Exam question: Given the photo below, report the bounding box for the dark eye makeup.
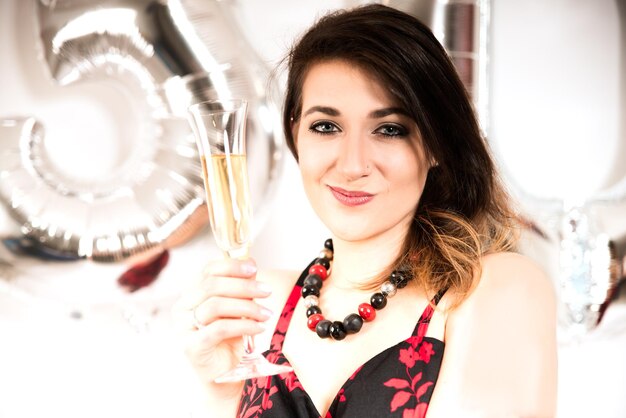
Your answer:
[309,121,340,135]
[307,121,410,138]
[374,123,409,138]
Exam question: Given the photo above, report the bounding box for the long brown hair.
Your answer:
[282,4,518,306]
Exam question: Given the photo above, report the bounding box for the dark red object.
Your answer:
[117,250,170,292]
[358,303,376,321]
[308,264,328,280]
[307,313,324,330]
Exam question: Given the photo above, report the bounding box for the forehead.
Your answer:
[300,60,399,111]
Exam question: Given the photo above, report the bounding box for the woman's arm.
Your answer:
[427,252,558,417]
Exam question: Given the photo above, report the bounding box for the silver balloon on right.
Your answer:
[384,0,490,131]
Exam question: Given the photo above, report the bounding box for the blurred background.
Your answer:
[0,0,624,417]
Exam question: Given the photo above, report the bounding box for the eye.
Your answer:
[309,121,340,135]
[374,123,408,138]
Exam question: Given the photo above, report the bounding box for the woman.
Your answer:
[174,4,557,417]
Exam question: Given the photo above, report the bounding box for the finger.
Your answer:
[194,297,273,328]
[203,258,257,279]
[192,318,266,347]
[175,276,272,311]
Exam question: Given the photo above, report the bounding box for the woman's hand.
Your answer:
[172,258,273,401]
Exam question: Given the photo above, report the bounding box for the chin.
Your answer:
[325,222,382,243]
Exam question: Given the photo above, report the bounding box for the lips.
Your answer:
[328,186,374,206]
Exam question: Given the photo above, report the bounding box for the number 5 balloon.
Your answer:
[0,0,283,262]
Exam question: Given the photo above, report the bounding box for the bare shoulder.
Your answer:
[471,251,556,309]
[444,251,557,335]
[457,251,558,358]
[427,252,558,417]
[449,251,557,348]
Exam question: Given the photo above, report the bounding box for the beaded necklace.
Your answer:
[302,238,410,340]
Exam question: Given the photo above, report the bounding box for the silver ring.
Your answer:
[191,307,204,330]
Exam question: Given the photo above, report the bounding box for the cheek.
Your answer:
[297,144,322,191]
[296,138,330,180]
[389,154,428,195]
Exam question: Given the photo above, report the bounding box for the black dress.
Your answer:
[237,264,446,418]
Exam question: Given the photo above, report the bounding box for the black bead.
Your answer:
[329,321,347,340]
[324,238,333,251]
[316,320,332,338]
[314,257,331,270]
[306,306,322,317]
[343,313,363,334]
[303,274,323,289]
[301,284,320,298]
[370,292,387,310]
[390,271,409,289]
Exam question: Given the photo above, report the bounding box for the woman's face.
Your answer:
[294,60,431,243]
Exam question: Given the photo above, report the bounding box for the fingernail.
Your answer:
[260,307,273,320]
[255,282,272,295]
[241,263,257,275]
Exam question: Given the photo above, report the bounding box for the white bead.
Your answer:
[381,281,397,297]
[304,295,319,308]
[319,249,333,260]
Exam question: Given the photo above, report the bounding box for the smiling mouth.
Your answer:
[328,186,374,206]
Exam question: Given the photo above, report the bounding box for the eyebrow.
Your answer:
[302,106,339,117]
[302,105,409,118]
[369,107,409,118]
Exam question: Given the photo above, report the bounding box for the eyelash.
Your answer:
[308,121,409,138]
[374,124,408,138]
[309,121,338,135]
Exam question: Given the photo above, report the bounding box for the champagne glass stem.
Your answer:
[243,334,255,355]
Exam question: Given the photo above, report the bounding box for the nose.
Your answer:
[337,133,372,181]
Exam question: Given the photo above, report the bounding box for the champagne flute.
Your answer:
[187,99,292,383]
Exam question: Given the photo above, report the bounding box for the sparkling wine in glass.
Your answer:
[187,98,292,382]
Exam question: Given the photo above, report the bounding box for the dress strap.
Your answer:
[415,286,448,339]
[269,260,314,351]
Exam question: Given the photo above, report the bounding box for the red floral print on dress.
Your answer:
[384,336,438,418]
[418,341,435,363]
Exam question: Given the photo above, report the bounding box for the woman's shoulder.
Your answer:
[451,251,556,323]
[478,251,555,297]
[430,251,558,415]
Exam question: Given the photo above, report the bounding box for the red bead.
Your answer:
[307,313,325,330]
[358,303,376,321]
[309,264,328,280]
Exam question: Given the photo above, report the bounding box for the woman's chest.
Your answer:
[281,305,421,415]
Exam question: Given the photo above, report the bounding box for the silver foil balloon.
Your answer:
[502,4,626,335]
[557,206,617,335]
[384,0,490,130]
[0,0,283,262]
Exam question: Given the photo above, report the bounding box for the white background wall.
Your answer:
[0,0,625,417]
